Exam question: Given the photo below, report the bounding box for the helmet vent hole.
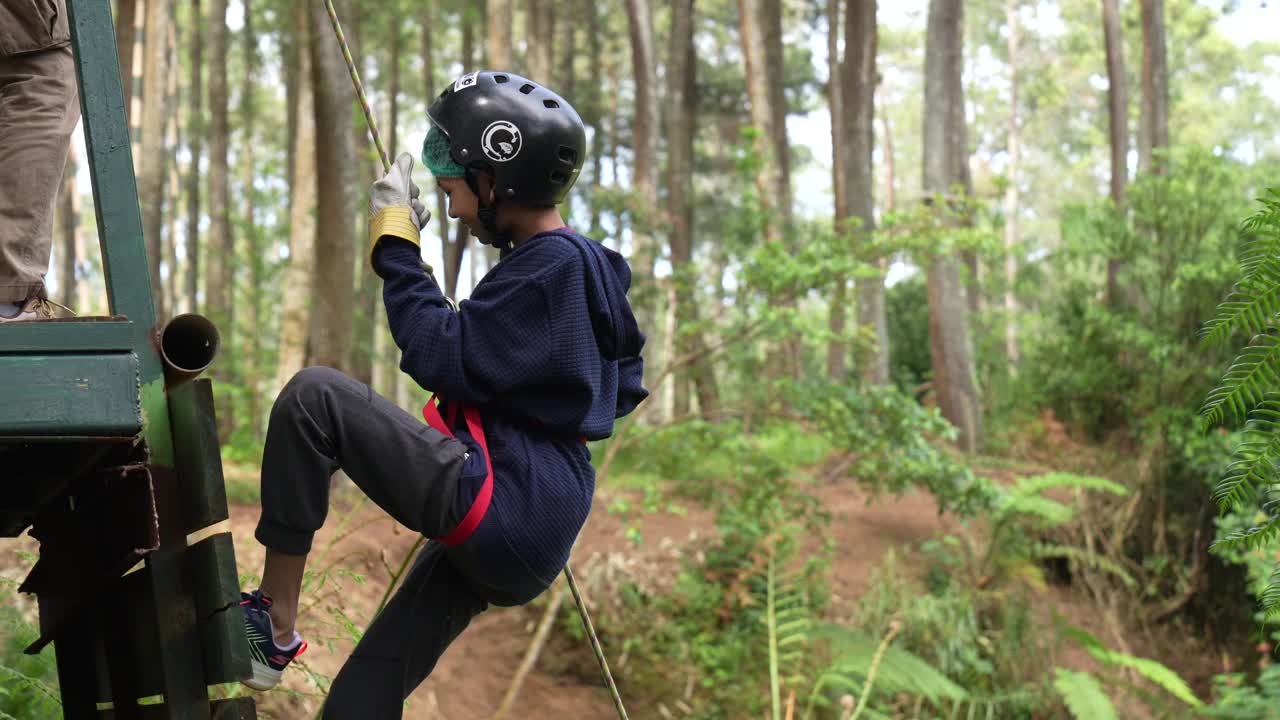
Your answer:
[558,146,577,165]
[543,99,560,109]
[519,83,536,94]
[438,89,448,98]
[550,170,569,184]
[495,74,509,83]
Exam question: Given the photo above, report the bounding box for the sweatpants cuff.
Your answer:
[255,520,315,556]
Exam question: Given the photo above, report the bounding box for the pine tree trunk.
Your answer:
[826,0,846,381]
[275,2,318,394]
[1004,0,1021,372]
[1102,0,1129,304]
[527,0,554,82]
[1139,0,1169,174]
[924,0,982,453]
[347,2,377,386]
[423,13,464,298]
[139,0,170,322]
[185,0,202,315]
[623,0,658,337]
[310,2,357,372]
[207,0,233,435]
[242,0,263,438]
[668,0,720,418]
[487,0,512,68]
[845,0,887,385]
[165,17,181,320]
[115,0,138,123]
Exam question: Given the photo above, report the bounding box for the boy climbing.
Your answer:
[239,70,648,718]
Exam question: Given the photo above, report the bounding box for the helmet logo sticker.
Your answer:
[481,121,522,163]
[453,72,479,92]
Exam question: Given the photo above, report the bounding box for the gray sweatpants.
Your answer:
[255,366,490,719]
[0,44,79,303]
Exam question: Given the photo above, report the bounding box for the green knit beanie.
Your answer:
[421,126,466,178]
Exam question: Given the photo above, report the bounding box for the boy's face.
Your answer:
[437,176,497,243]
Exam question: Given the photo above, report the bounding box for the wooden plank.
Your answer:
[0,319,134,353]
[168,380,232,532]
[0,353,140,436]
[188,533,252,685]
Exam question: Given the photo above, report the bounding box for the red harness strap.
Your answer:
[422,395,493,547]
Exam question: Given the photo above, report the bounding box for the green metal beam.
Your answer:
[64,0,155,328]
[0,354,140,436]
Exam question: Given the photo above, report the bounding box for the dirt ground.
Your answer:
[1,462,1220,719]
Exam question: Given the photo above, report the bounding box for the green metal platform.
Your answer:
[0,2,255,717]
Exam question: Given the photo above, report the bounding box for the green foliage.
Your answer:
[1203,190,1280,617]
[1205,664,1280,719]
[792,380,996,517]
[0,573,59,719]
[884,276,933,392]
[1064,627,1202,708]
[1053,669,1117,720]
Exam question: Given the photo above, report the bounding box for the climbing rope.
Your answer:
[322,0,390,174]
[321,5,630,718]
[564,564,630,719]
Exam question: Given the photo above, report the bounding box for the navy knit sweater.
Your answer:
[375,228,647,604]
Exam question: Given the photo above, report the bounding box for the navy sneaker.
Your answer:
[240,590,307,691]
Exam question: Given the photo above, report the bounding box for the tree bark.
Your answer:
[276,2,318,394]
[623,0,658,336]
[1139,0,1169,174]
[486,0,512,69]
[1102,0,1128,303]
[1004,0,1021,371]
[827,0,846,381]
[207,0,232,416]
[310,2,357,372]
[924,0,982,453]
[115,0,138,124]
[527,0,554,82]
[738,0,782,246]
[242,0,263,438]
[186,0,202,315]
[845,0,887,385]
[164,17,180,320]
[668,0,720,418]
[138,0,170,321]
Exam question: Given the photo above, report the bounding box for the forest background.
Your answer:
[4,0,1280,718]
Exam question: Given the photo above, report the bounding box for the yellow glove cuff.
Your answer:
[369,206,421,259]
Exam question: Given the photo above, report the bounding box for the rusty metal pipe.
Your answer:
[159,313,220,384]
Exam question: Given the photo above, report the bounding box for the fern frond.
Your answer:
[1053,669,1118,720]
[1259,563,1280,618]
[1199,263,1280,348]
[1031,544,1137,589]
[813,625,968,704]
[1212,400,1280,511]
[1201,334,1280,427]
[995,495,1075,528]
[1063,626,1202,707]
[1210,514,1280,553]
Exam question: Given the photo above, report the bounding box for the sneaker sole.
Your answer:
[242,659,284,691]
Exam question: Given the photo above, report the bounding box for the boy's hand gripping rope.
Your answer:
[321,4,629,717]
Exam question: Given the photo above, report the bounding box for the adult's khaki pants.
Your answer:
[0,45,79,303]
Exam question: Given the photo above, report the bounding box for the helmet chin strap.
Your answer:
[465,169,513,252]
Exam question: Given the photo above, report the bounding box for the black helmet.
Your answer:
[427,70,586,206]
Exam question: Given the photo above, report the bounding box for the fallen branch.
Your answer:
[492,579,568,720]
